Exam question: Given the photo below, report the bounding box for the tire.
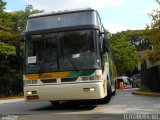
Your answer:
[101,85,112,104]
[132,83,136,88]
[132,83,134,88]
[50,101,59,106]
[112,90,116,96]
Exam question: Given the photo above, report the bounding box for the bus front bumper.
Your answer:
[24,81,106,101]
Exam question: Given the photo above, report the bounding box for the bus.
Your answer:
[23,8,117,104]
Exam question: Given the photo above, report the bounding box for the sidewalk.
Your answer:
[0,97,24,104]
[132,91,160,97]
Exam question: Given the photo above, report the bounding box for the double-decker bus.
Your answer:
[23,8,117,104]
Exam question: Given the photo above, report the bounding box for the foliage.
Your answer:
[0,42,15,55]
[138,85,151,92]
[110,33,140,74]
[0,0,6,12]
[0,0,43,97]
[0,30,18,44]
[0,69,22,97]
[121,30,151,51]
[0,12,15,31]
[146,0,160,61]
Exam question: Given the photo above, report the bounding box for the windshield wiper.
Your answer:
[38,55,48,74]
[38,40,54,74]
[66,55,79,72]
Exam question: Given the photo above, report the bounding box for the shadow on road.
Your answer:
[31,101,97,112]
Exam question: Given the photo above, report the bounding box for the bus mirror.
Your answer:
[103,38,109,53]
[100,32,105,35]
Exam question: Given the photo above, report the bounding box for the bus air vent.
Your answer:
[61,77,78,82]
[40,79,57,83]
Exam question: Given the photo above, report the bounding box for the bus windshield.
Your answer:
[25,30,101,73]
[26,11,96,32]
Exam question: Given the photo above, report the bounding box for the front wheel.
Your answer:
[101,85,112,104]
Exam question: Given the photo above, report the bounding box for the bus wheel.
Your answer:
[50,101,59,106]
[102,85,112,104]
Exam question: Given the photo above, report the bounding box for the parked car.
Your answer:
[131,74,141,88]
[116,76,133,89]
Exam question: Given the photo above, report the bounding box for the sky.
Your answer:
[4,0,159,33]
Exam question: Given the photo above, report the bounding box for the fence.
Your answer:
[141,65,160,92]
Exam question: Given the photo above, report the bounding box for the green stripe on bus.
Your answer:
[66,69,95,78]
[79,69,95,76]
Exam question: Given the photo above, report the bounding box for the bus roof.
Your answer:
[29,8,96,18]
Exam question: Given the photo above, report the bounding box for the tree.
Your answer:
[25,4,33,12]
[0,42,15,55]
[0,0,16,57]
[121,30,151,51]
[110,33,140,74]
[0,0,6,12]
[11,5,44,33]
[0,3,43,97]
[146,0,160,61]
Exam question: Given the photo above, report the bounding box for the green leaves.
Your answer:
[0,30,17,44]
[0,1,43,97]
[0,42,15,56]
[0,0,6,12]
[121,30,151,51]
[146,0,160,61]
[0,12,14,31]
[110,33,140,73]
[0,4,43,57]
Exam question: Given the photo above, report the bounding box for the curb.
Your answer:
[132,91,160,97]
[0,96,24,100]
[0,98,24,104]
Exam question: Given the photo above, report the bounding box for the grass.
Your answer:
[138,85,151,92]
[0,92,24,100]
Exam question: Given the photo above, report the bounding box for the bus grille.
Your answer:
[61,77,78,82]
[41,79,57,83]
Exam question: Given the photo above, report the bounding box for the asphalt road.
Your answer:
[0,88,160,120]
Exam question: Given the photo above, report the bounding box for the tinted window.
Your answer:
[26,33,58,73]
[24,30,101,73]
[59,30,99,71]
[26,11,97,32]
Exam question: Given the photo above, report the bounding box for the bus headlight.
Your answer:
[25,80,38,85]
[25,80,32,85]
[27,91,32,95]
[82,76,95,81]
[89,87,95,91]
[82,76,99,81]
[82,77,89,81]
[89,76,95,80]
[32,80,38,84]
[83,87,96,92]
[95,75,102,80]
[27,91,37,95]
